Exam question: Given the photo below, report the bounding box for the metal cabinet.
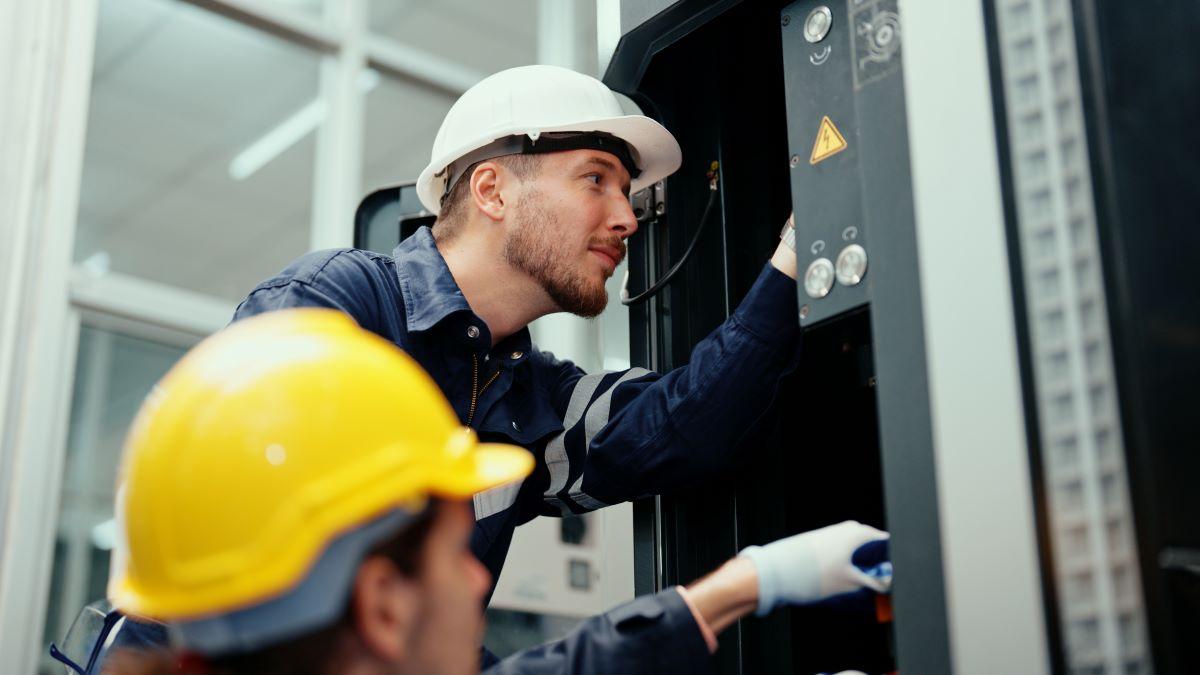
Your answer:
[607,0,1198,672]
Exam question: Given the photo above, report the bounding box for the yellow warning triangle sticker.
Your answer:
[810,115,848,165]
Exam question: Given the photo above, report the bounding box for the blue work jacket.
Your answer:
[484,588,712,673]
[231,227,800,604]
[95,587,714,674]
[91,227,798,673]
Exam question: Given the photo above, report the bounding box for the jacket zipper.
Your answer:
[467,353,500,427]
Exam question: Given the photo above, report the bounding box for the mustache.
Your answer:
[588,235,627,265]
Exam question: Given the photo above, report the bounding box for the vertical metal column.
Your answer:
[311,0,367,250]
[901,0,1052,671]
[0,1,96,671]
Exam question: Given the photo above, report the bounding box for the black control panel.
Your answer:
[782,0,903,327]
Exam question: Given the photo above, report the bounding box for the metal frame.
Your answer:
[69,269,235,342]
[187,0,486,96]
[900,0,1051,671]
[311,0,368,250]
[0,2,99,672]
[609,5,796,672]
[605,1,1058,672]
[181,0,486,250]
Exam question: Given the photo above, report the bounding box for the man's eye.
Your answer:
[585,174,602,185]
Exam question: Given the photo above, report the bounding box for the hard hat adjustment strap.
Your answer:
[439,132,642,206]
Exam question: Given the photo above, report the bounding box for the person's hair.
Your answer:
[431,153,544,244]
[102,503,441,675]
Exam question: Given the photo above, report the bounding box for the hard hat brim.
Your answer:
[108,439,533,622]
[431,441,535,499]
[416,114,683,215]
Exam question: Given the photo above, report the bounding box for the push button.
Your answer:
[835,244,868,286]
[804,258,836,298]
[804,6,833,43]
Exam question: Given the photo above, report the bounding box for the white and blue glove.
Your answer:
[739,520,891,616]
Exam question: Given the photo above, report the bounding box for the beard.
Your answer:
[503,189,624,318]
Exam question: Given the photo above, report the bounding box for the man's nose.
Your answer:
[609,196,638,239]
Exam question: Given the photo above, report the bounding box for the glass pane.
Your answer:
[264,0,325,17]
[361,1,605,195]
[368,0,539,76]
[39,327,189,674]
[359,0,566,193]
[76,0,320,301]
[361,73,455,191]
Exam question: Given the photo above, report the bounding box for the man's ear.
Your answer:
[469,161,507,222]
[351,555,420,663]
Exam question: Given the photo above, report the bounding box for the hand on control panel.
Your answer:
[771,212,799,280]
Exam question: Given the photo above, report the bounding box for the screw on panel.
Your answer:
[799,304,810,319]
[782,14,791,26]
[790,154,800,167]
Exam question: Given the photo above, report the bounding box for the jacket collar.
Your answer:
[392,228,533,360]
[393,227,472,333]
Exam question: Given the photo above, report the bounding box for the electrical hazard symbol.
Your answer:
[809,116,848,165]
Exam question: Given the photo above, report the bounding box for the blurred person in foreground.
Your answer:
[73,309,890,675]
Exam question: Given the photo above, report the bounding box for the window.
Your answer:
[18,0,634,669]
[75,0,319,301]
[39,327,190,673]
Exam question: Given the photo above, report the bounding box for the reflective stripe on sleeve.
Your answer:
[473,481,523,521]
[543,371,607,502]
[544,367,652,513]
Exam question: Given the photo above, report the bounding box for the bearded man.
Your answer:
[229,64,804,668]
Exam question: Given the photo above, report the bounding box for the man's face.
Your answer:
[502,149,637,318]
[401,501,491,675]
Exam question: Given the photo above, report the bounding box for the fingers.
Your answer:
[839,520,888,542]
[863,525,889,540]
[849,565,891,594]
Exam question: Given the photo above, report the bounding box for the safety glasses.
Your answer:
[48,600,124,675]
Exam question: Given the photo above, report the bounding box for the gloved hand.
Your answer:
[738,520,891,616]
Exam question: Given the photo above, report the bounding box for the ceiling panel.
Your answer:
[76,0,319,301]
[368,0,539,75]
[361,75,454,190]
[77,0,554,303]
[92,0,175,76]
[87,132,316,301]
[99,4,318,130]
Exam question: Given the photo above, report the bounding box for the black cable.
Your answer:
[621,165,720,306]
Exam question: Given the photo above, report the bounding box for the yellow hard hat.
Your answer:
[108,308,532,622]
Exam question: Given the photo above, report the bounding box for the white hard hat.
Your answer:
[416,64,682,215]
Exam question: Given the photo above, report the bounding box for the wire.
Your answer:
[621,163,720,306]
